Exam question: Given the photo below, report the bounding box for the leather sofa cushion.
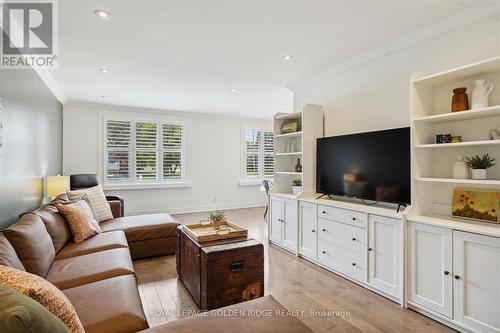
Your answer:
[55,230,129,260]
[63,275,148,333]
[0,233,26,271]
[3,213,55,277]
[129,237,176,260]
[34,204,72,253]
[46,248,134,290]
[139,296,313,333]
[100,213,179,242]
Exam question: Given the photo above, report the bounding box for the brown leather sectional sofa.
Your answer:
[0,194,178,333]
[0,194,314,333]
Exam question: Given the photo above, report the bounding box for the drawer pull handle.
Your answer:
[352,237,357,241]
[230,261,245,272]
[322,251,326,254]
[312,230,316,233]
[368,248,373,252]
[454,275,460,280]
[352,263,357,266]
[322,228,326,232]
[322,211,327,214]
[444,271,450,276]
[352,217,357,221]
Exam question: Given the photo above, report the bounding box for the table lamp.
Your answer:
[47,175,70,198]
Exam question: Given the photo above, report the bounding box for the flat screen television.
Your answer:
[316,127,410,204]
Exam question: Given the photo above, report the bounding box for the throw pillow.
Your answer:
[66,185,113,222]
[0,285,71,333]
[58,200,102,243]
[0,265,85,333]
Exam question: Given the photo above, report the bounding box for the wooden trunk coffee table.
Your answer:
[176,225,264,310]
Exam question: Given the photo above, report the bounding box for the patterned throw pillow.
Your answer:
[66,185,113,222]
[0,265,85,333]
[58,200,102,243]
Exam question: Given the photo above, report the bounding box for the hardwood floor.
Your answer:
[134,207,454,332]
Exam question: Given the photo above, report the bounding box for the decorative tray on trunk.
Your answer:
[182,221,248,243]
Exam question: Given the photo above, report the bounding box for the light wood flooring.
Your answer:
[133,207,454,332]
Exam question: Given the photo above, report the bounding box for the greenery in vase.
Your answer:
[465,154,496,169]
[208,210,226,222]
[291,178,302,186]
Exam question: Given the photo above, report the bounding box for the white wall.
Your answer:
[63,104,271,215]
[291,16,500,137]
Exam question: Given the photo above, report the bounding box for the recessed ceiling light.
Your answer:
[98,68,110,73]
[101,95,110,99]
[283,55,293,61]
[230,88,237,92]
[94,10,111,20]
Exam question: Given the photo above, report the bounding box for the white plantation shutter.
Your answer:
[244,129,273,179]
[105,117,185,184]
[106,120,131,180]
[245,130,260,177]
[135,122,158,180]
[162,124,183,180]
[264,131,274,177]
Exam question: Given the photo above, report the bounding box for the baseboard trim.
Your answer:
[125,201,267,216]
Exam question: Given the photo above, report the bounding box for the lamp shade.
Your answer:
[47,175,70,198]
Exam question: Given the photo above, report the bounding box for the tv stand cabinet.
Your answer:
[297,196,405,304]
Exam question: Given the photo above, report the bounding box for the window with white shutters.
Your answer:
[244,128,273,179]
[105,117,185,184]
[106,120,131,180]
[162,124,183,180]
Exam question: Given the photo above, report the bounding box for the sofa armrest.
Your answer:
[106,195,124,217]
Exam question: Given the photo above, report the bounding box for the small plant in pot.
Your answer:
[465,154,496,180]
[291,178,302,195]
[208,210,226,230]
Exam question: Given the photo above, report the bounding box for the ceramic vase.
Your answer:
[453,155,469,179]
[471,169,487,180]
[471,79,493,110]
[292,185,302,195]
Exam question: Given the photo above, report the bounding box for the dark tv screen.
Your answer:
[316,127,410,204]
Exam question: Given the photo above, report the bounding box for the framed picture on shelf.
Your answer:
[280,121,298,134]
[452,189,499,224]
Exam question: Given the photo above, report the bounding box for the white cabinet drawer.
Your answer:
[318,239,367,282]
[318,205,366,228]
[318,218,366,254]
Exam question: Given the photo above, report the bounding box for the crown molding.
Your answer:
[64,100,272,122]
[287,1,500,91]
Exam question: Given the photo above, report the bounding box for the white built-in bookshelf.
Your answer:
[271,104,324,196]
[409,56,500,230]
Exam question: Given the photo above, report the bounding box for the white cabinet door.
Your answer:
[269,197,283,244]
[408,222,453,318]
[299,201,317,259]
[282,199,298,252]
[453,231,500,333]
[368,215,401,299]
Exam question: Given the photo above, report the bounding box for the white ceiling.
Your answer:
[52,0,484,119]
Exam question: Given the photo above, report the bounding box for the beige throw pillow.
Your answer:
[0,265,85,333]
[67,185,113,222]
[58,200,102,243]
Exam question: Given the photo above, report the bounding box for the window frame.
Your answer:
[241,125,274,183]
[103,113,187,188]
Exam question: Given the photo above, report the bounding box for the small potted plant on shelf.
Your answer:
[208,210,226,230]
[291,178,302,195]
[465,154,496,180]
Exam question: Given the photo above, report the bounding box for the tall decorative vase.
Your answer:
[453,155,469,179]
[471,79,493,110]
[451,87,469,112]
